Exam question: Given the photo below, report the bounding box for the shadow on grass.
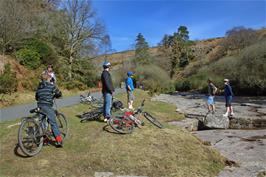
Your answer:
[76,114,105,123]
[102,124,127,135]
[13,144,30,158]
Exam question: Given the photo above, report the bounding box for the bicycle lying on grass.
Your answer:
[17,107,68,157]
[80,92,103,107]
[108,100,163,134]
[78,97,123,123]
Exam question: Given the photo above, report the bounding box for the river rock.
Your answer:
[168,118,199,131]
[203,113,230,129]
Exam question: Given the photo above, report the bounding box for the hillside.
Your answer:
[94,28,266,95]
[0,55,40,92]
[95,28,266,71]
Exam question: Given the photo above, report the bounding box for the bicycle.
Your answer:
[80,92,103,108]
[79,97,123,123]
[17,107,68,157]
[108,100,163,134]
[79,106,103,122]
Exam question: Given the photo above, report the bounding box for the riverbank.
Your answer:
[152,92,266,177]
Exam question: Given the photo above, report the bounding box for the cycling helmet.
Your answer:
[127,71,133,76]
[103,61,111,68]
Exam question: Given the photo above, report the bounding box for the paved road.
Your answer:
[0,89,124,122]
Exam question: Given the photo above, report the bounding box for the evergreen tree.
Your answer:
[159,26,192,78]
[135,33,150,64]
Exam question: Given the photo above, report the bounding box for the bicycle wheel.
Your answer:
[108,116,134,134]
[143,112,163,129]
[18,118,44,156]
[56,113,69,140]
[80,110,102,123]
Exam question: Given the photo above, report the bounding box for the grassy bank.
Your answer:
[0,90,225,177]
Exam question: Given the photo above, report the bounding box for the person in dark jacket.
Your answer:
[223,79,234,117]
[35,72,63,147]
[101,61,114,122]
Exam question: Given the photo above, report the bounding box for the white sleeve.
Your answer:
[52,72,56,83]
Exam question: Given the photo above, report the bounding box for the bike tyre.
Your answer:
[80,111,102,122]
[18,118,43,157]
[56,113,69,140]
[143,112,163,129]
[108,116,134,134]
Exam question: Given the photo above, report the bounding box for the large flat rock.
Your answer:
[193,130,266,177]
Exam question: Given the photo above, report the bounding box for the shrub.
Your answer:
[236,40,266,95]
[223,27,258,51]
[0,64,18,94]
[61,80,87,90]
[15,48,41,69]
[20,76,39,91]
[175,79,191,91]
[135,64,174,94]
[22,38,57,65]
[72,59,99,87]
[111,60,136,88]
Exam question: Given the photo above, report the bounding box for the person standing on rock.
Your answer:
[101,61,114,122]
[223,79,234,117]
[207,79,218,114]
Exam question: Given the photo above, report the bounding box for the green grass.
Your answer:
[0,90,225,177]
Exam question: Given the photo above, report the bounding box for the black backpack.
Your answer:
[112,100,123,110]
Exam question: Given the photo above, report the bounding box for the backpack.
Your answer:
[112,100,123,110]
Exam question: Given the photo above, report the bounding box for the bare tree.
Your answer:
[223,26,258,51]
[61,0,106,79]
[0,0,58,54]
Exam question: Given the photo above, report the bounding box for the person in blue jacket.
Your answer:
[125,71,135,109]
[223,79,234,117]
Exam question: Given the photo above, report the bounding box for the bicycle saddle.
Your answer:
[29,107,41,113]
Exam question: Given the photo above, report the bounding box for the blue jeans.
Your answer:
[103,93,112,119]
[39,105,61,137]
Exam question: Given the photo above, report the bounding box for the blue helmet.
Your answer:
[102,61,111,68]
[127,71,133,76]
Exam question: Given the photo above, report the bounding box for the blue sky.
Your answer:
[92,0,266,52]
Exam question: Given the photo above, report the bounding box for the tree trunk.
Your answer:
[68,47,74,80]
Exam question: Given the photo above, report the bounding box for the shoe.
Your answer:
[55,135,63,148]
[104,117,110,123]
[230,112,235,117]
[223,113,228,117]
[55,141,63,148]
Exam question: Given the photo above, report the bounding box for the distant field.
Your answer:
[0,90,225,177]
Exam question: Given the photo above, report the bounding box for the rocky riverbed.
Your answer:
[152,93,266,177]
[152,93,266,130]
